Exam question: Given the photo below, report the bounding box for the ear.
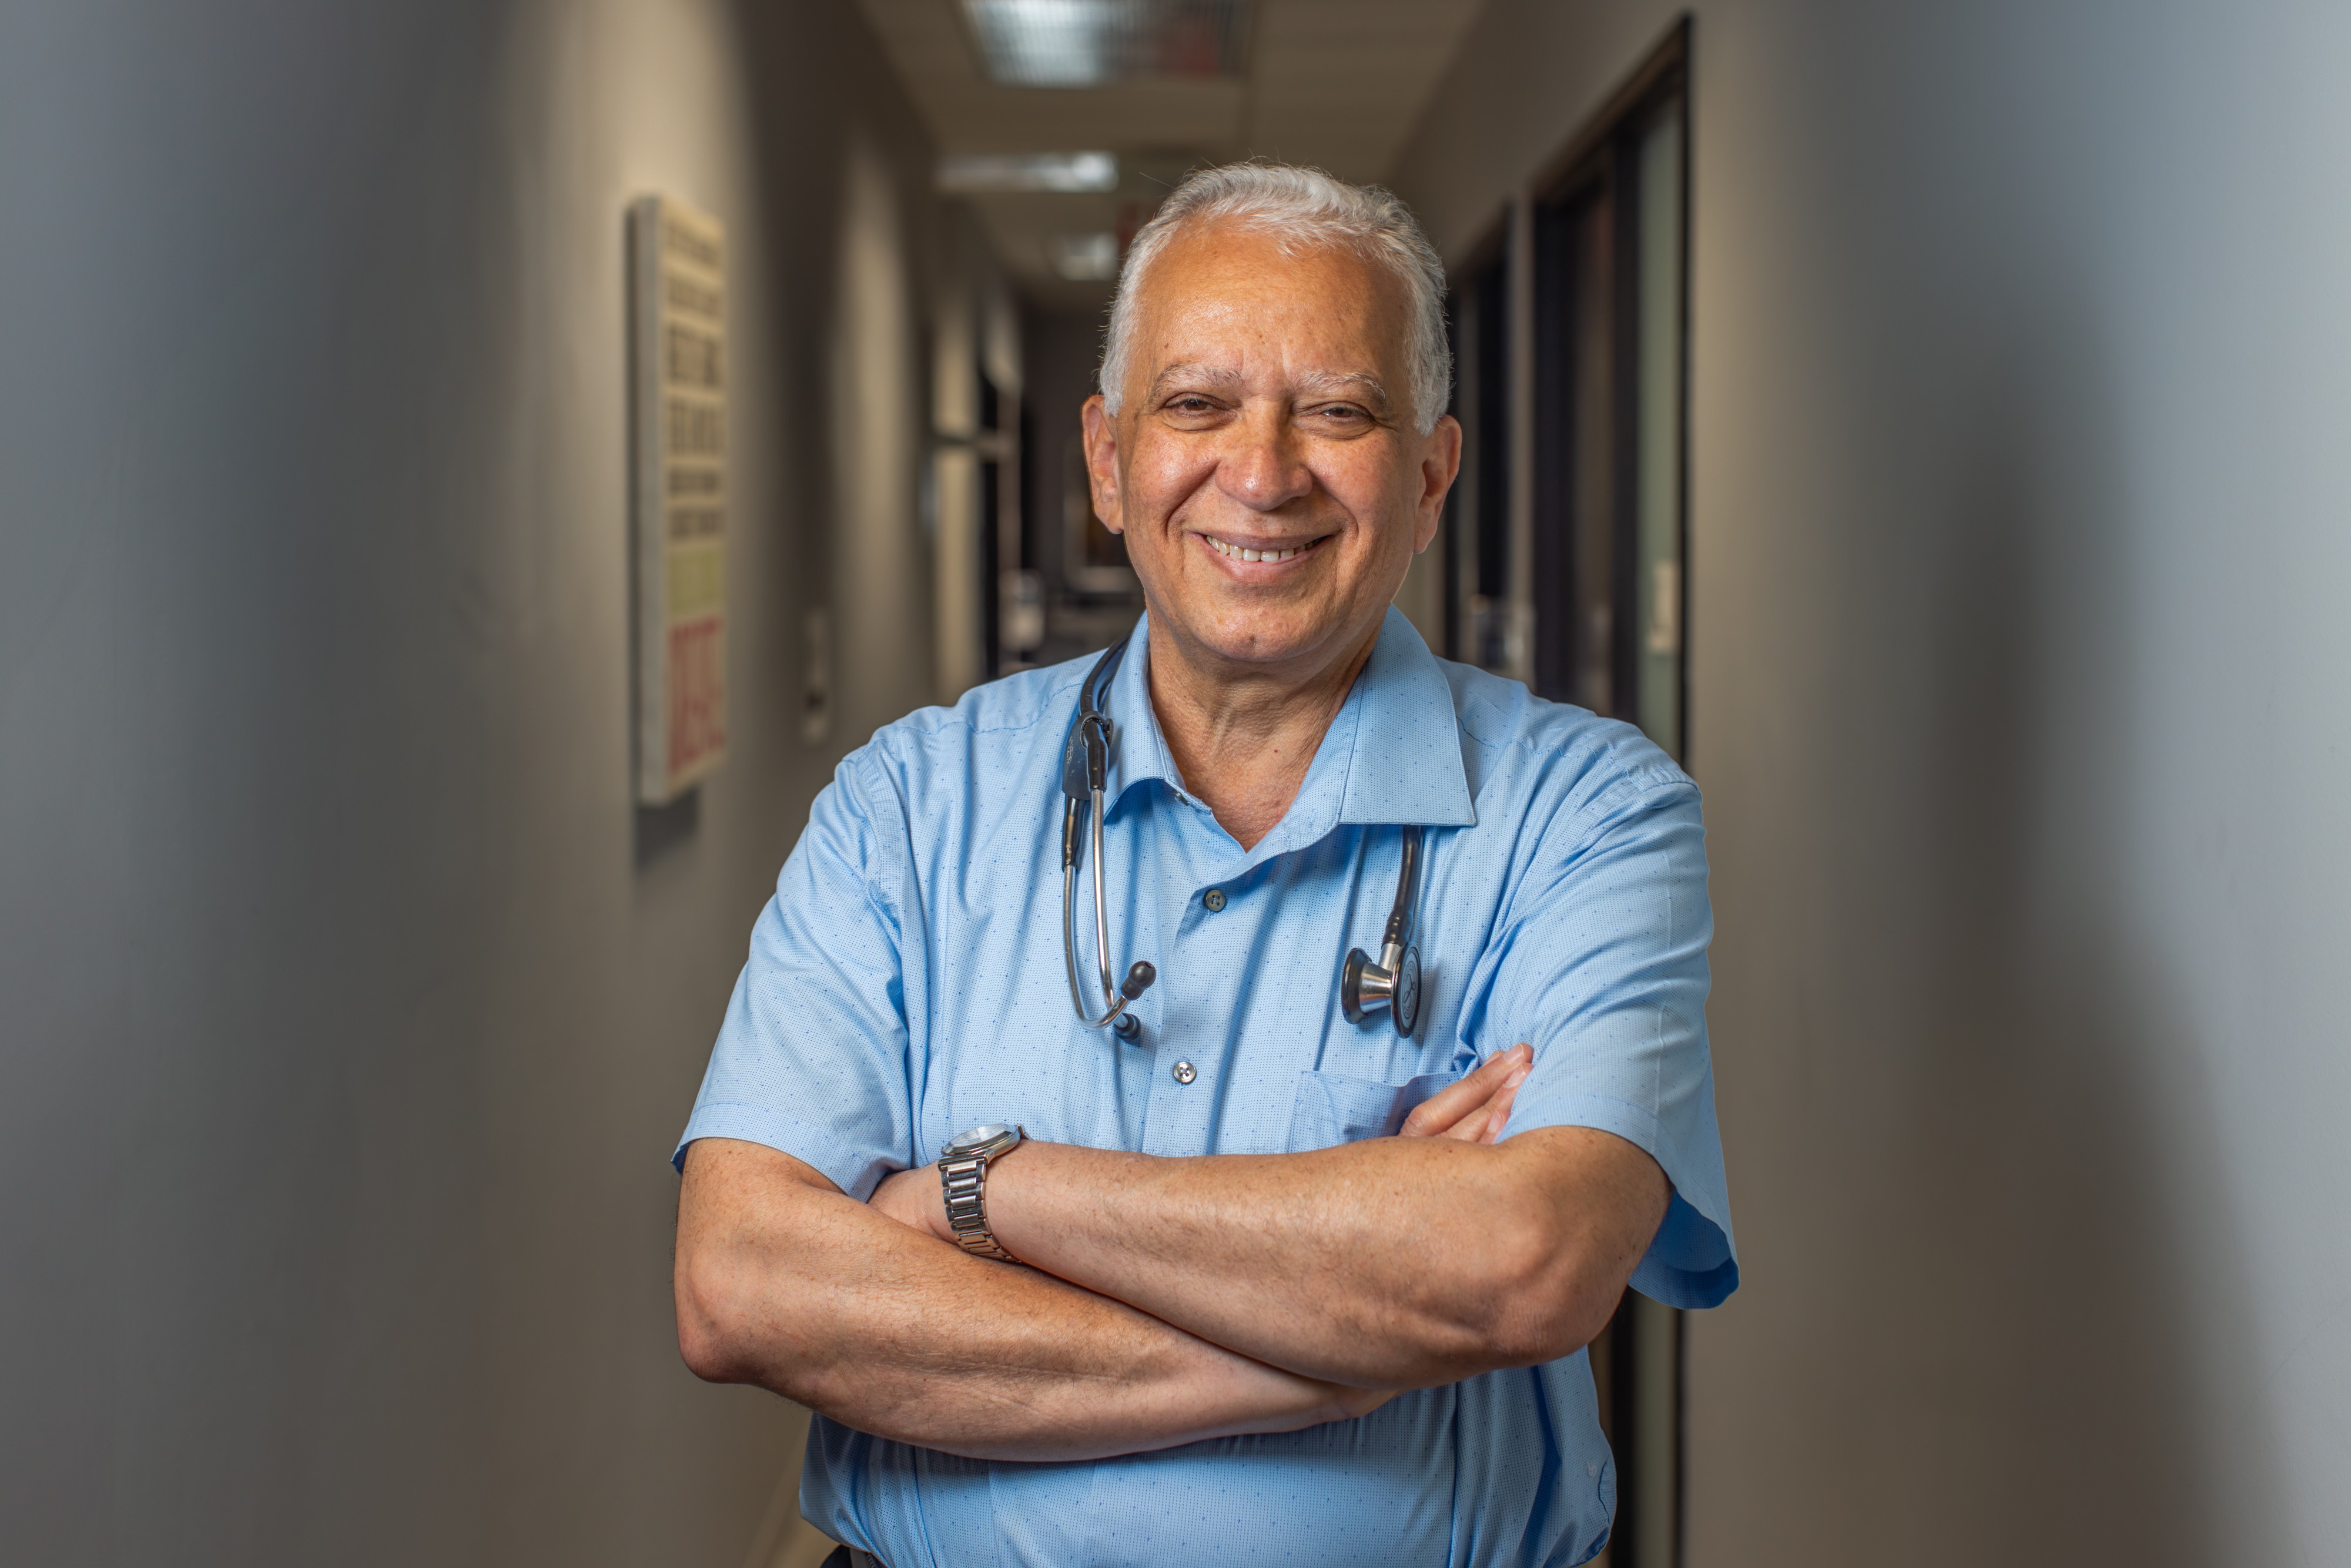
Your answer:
[1080,395,1124,534]
[1413,414,1464,554]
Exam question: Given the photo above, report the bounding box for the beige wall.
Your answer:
[0,1,941,1561]
[1395,2,2351,1562]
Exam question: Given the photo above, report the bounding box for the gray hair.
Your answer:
[1099,162,1452,435]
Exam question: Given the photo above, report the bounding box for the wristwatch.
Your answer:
[938,1123,1026,1262]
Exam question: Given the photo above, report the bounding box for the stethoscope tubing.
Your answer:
[1063,641,1144,1031]
[1057,634,1422,1038]
[1062,779,1135,1030]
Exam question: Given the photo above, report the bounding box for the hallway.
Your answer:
[4,2,2349,1564]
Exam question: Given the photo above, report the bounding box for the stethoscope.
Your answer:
[1059,638,1426,1043]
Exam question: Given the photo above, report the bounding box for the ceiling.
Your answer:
[856,0,1491,312]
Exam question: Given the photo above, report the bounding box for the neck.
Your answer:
[1144,612,1384,851]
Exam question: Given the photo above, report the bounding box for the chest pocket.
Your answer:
[1285,1068,1464,1152]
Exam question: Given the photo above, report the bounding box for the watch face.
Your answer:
[945,1123,1013,1157]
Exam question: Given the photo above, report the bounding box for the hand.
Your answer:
[1398,1043,1532,1144]
[869,1163,951,1242]
[1317,1379,1403,1423]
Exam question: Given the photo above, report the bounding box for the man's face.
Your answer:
[1082,225,1461,678]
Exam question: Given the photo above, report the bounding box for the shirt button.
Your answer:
[1203,888,1226,912]
[1172,1060,1197,1084]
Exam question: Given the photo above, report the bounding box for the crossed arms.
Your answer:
[673,1044,1670,1463]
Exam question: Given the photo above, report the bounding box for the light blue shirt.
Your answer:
[677,608,1737,1568]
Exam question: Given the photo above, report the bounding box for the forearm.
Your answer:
[984,1127,1665,1388]
[675,1138,1374,1461]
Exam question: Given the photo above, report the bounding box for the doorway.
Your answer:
[1531,21,1691,1568]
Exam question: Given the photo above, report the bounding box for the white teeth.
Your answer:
[1209,536,1312,562]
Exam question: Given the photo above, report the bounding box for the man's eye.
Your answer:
[1167,396,1217,414]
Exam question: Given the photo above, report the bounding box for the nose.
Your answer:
[1217,403,1314,514]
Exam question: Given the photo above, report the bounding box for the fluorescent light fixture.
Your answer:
[1049,233,1121,282]
[962,0,1251,88]
[937,150,1119,193]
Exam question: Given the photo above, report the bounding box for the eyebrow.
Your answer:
[1295,369,1391,408]
[1148,363,1392,408]
[1148,363,1241,400]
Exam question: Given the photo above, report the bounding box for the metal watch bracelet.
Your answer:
[939,1127,1023,1262]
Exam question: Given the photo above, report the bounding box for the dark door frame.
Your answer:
[1531,18,1692,760]
[1528,19,1695,1568]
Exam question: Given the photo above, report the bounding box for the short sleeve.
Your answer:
[1485,774,1738,1309]
[672,752,919,1200]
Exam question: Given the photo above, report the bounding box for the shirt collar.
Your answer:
[1335,607,1478,827]
[1100,605,1475,832]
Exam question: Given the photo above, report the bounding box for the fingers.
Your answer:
[1334,1383,1402,1420]
[868,1166,943,1237]
[1447,1058,1531,1144]
[1404,1046,1529,1140]
[1398,1057,1501,1138]
[1398,1044,1533,1139]
[1434,1102,1494,1144]
[1476,1067,1529,1145]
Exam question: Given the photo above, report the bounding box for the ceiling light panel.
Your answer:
[962,0,1251,88]
[1049,233,1122,281]
[936,150,1120,193]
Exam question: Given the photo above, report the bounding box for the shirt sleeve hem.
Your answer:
[672,1102,896,1201]
[1499,1091,1740,1310]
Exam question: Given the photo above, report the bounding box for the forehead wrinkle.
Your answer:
[1146,361,1393,408]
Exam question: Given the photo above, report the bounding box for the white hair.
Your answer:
[1099,162,1452,435]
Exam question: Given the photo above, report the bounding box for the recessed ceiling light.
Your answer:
[936,150,1120,193]
[962,0,1251,88]
[1049,233,1122,281]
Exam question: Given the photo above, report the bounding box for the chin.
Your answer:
[1183,604,1342,667]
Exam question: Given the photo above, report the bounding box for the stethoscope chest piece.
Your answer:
[1395,944,1421,1035]
[1339,825,1426,1037]
[1341,939,1421,1036]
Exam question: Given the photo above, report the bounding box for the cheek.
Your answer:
[1319,457,1415,541]
[1127,443,1215,513]
[1108,470,1185,576]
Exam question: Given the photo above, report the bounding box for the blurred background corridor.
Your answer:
[4,1,2349,1563]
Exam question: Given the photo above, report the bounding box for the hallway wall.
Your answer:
[1395,1,2351,1562]
[0,2,939,1562]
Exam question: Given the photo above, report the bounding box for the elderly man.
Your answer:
[672,163,1736,1567]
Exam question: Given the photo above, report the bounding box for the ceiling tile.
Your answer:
[853,0,1489,299]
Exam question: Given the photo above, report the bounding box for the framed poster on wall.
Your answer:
[629,193,728,805]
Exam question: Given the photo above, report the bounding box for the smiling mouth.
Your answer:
[1204,534,1327,564]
